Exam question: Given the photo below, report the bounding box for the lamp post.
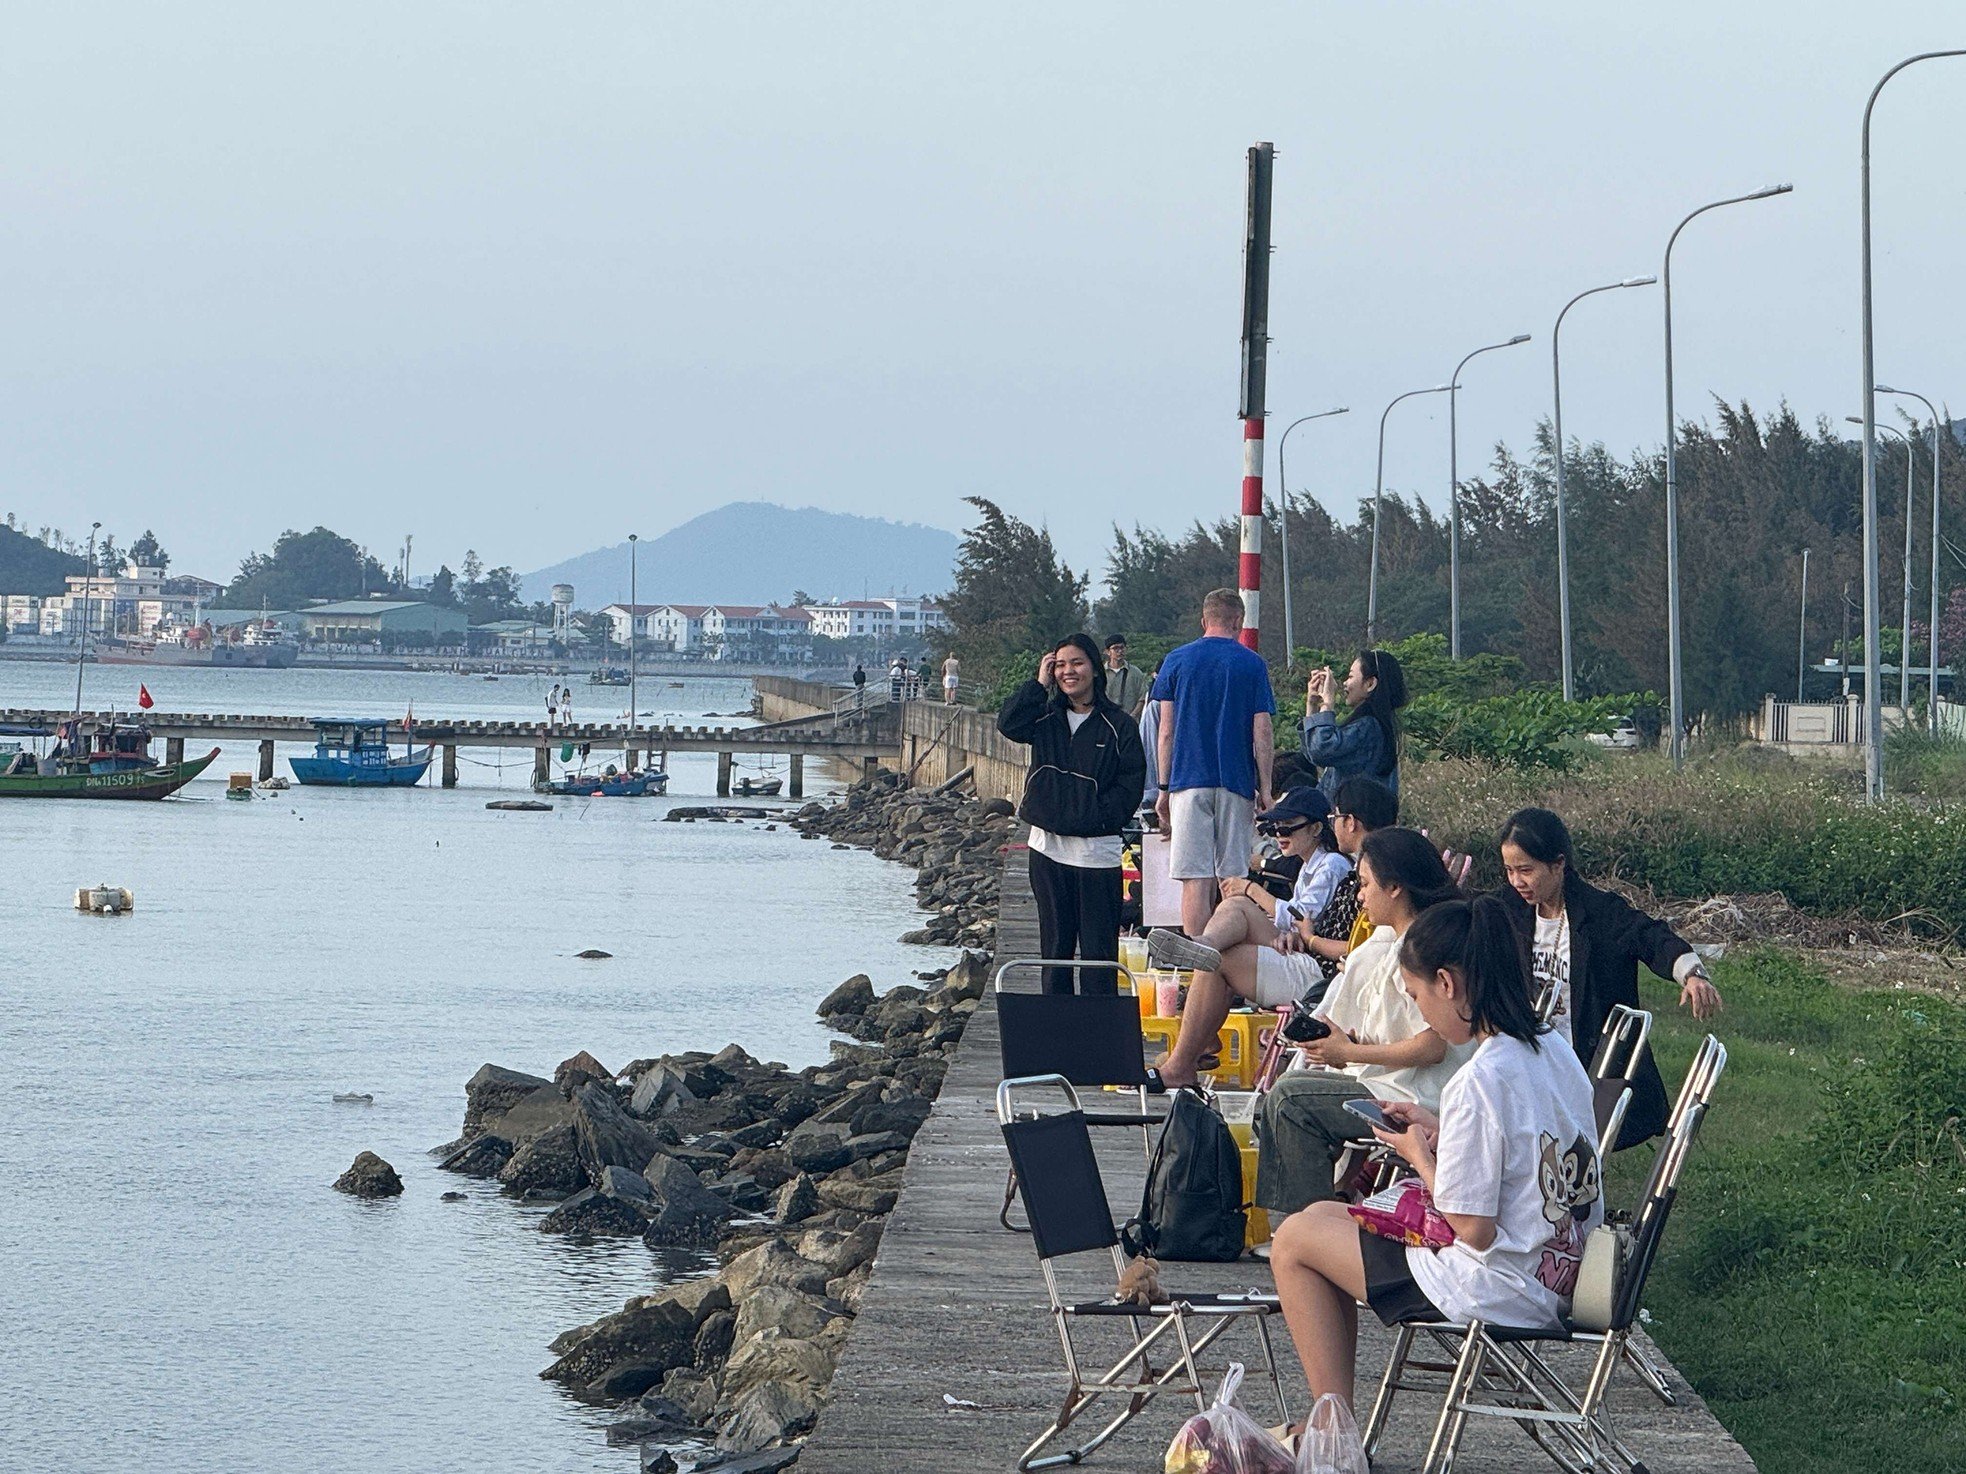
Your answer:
[1552,275,1656,700]
[1798,547,1811,702]
[72,521,101,717]
[1369,386,1450,641]
[1275,406,1349,667]
[1662,183,1793,766]
[1879,383,1946,728]
[1861,53,1966,798]
[1850,415,1916,711]
[628,533,639,755]
[1449,335,1531,659]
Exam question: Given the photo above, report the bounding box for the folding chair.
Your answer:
[1360,1035,1727,1474]
[996,959,1166,1230]
[997,1075,1288,1471]
[1588,1004,1651,1163]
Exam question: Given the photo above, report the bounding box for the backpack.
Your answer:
[1122,1089,1247,1261]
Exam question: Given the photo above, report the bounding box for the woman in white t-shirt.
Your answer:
[1268,892,1602,1416]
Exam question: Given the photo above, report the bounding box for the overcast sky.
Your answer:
[1,3,1960,590]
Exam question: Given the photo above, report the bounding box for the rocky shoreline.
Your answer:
[428,770,1014,1473]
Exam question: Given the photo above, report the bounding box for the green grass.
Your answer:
[1611,949,1966,1472]
[1886,724,1966,800]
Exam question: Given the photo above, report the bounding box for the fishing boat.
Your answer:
[732,775,783,797]
[536,765,669,797]
[290,718,433,787]
[0,719,217,800]
[589,666,630,686]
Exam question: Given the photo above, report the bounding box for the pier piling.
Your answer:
[441,745,458,788]
[716,751,733,796]
[165,737,184,765]
[257,740,274,781]
[789,752,804,798]
[533,746,550,786]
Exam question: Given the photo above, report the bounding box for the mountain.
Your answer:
[519,502,958,608]
[0,524,86,598]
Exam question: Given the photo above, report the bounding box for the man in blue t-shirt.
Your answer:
[1149,588,1276,935]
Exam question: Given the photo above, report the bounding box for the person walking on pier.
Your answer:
[997,633,1146,994]
[941,651,960,704]
[1150,589,1276,937]
[546,686,559,728]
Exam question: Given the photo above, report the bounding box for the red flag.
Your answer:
[137,684,154,710]
[403,703,414,732]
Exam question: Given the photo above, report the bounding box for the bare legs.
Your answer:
[1179,877,1217,938]
[1159,897,1274,1085]
[1270,1199,1370,1409]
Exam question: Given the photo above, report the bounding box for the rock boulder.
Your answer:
[333,1151,403,1198]
[640,1155,735,1247]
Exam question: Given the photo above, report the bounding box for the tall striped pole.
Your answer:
[1238,142,1275,651]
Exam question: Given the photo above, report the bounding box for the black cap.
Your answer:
[1257,786,1333,827]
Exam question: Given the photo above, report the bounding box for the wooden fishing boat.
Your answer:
[290,718,432,787]
[0,720,216,800]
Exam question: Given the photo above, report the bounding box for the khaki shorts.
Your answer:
[1167,786,1256,881]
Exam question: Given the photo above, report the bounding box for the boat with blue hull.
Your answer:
[536,766,668,797]
[290,718,433,787]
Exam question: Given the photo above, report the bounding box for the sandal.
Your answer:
[1143,1068,1202,1095]
[1151,1049,1220,1073]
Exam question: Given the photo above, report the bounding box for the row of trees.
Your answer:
[945,402,1964,724]
[219,527,530,623]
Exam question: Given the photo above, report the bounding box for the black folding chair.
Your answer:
[996,959,1166,1230]
[997,1075,1287,1472]
[1360,1035,1727,1474]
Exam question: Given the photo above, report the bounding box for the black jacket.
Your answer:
[1492,875,1695,1148]
[997,681,1147,839]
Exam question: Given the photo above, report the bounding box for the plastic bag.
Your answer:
[1294,1393,1369,1474]
[1346,1176,1456,1250]
[1164,1363,1295,1474]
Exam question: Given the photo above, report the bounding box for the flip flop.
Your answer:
[1151,1049,1221,1073]
[1143,1068,1202,1095]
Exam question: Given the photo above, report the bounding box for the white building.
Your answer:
[647,604,711,652]
[701,604,813,658]
[33,563,214,639]
[2,594,42,633]
[800,596,947,643]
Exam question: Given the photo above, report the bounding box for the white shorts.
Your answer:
[943,676,958,690]
[1167,786,1257,882]
[1253,946,1322,1008]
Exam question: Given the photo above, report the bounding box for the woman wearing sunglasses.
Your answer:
[1142,787,1349,1089]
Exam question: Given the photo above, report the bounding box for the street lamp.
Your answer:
[1848,415,1915,711]
[628,533,639,757]
[1860,52,1966,798]
[1369,386,1451,642]
[1449,335,1531,659]
[1879,383,1946,728]
[1275,406,1349,667]
[1552,275,1656,700]
[1797,547,1811,703]
[72,521,101,717]
[1662,182,1793,766]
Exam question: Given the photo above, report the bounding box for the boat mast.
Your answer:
[71,521,101,722]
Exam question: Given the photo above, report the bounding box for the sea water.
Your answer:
[0,663,948,1472]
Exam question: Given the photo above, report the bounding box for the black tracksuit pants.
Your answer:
[1028,848,1123,995]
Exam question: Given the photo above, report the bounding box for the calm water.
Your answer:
[0,663,948,1472]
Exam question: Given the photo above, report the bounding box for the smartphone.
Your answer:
[1281,1011,1331,1044]
[1342,1098,1404,1133]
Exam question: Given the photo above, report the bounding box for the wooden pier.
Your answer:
[0,705,897,797]
[797,847,1757,1473]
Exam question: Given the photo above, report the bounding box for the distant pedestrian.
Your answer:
[1302,649,1408,801]
[852,662,867,710]
[1101,634,1150,717]
[1149,589,1276,937]
[941,651,960,704]
[546,687,558,726]
[998,634,1147,993]
[888,656,906,702]
[561,689,573,726]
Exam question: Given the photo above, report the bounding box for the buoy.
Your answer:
[74,884,135,915]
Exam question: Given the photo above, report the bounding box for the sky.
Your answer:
[0,3,1961,592]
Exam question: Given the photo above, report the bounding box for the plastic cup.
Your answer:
[1156,972,1182,1018]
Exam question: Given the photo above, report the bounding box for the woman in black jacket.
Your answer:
[996,633,1148,993]
[1492,807,1723,1147]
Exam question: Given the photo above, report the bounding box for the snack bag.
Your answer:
[1294,1393,1369,1474]
[1346,1176,1455,1250]
[1164,1364,1295,1474]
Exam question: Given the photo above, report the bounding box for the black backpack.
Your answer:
[1122,1089,1247,1261]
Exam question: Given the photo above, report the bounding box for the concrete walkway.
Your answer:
[799,849,1755,1473]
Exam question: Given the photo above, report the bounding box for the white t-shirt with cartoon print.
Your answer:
[1406,1031,1604,1329]
[1532,910,1574,1046]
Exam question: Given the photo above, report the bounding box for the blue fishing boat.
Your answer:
[290,718,433,787]
[536,765,669,797]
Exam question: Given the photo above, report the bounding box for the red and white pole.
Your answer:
[1238,417,1265,649]
[1236,142,1275,652]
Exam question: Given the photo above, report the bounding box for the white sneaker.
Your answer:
[1147,928,1222,973]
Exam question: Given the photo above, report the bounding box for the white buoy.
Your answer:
[74,884,134,915]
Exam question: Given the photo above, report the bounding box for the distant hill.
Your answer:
[520,502,958,608]
[0,524,86,597]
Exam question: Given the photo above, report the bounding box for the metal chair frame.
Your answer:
[995,959,1163,1231]
[997,1076,1288,1472]
[1360,1036,1726,1474]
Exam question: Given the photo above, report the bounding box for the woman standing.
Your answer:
[1302,649,1407,801]
[1493,806,1721,1146]
[996,634,1147,994]
[1268,892,1603,1414]
[1251,827,1467,1216]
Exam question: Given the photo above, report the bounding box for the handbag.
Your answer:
[1346,1176,1455,1250]
[1570,1213,1633,1331]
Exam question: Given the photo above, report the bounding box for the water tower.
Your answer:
[551,584,575,641]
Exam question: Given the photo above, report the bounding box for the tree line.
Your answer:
[943,401,1966,723]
